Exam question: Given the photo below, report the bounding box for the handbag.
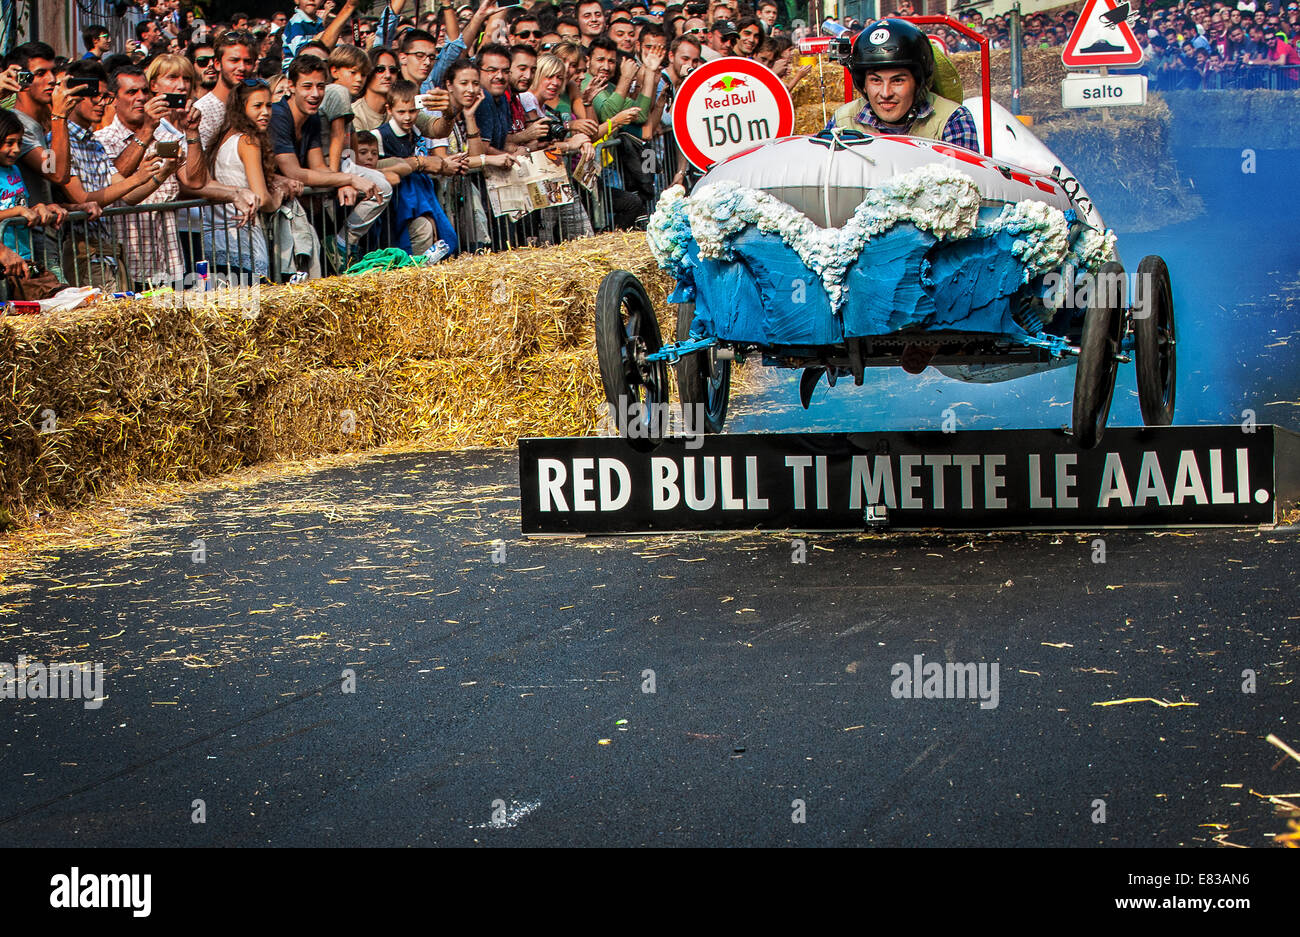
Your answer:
[5,262,63,301]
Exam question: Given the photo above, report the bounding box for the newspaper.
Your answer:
[572,149,600,193]
[484,150,576,218]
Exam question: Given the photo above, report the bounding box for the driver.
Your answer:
[824,18,979,153]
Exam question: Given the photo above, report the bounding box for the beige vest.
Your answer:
[831,92,961,142]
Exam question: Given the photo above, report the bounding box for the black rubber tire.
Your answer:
[1133,254,1176,427]
[595,270,669,442]
[1072,260,1126,449]
[675,302,730,434]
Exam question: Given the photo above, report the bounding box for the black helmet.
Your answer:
[850,18,935,94]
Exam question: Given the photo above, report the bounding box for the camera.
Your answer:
[163,92,187,108]
[686,2,706,14]
[16,69,33,88]
[540,113,567,144]
[155,140,180,158]
[829,34,855,64]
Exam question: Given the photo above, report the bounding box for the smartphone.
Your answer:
[16,70,33,88]
[163,92,187,108]
[67,76,98,94]
[155,140,180,158]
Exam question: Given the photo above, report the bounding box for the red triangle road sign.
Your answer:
[1062,0,1144,67]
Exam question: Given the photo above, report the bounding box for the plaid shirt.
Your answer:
[66,118,118,247]
[825,95,981,153]
[95,117,185,285]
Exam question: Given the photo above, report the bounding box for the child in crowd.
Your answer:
[377,79,457,258]
[0,108,62,273]
[354,130,403,186]
[320,43,369,171]
[0,109,39,266]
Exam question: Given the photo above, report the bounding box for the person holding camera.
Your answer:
[59,61,180,291]
[519,52,596,244]
[94,60,203,288]
[7,43,80,277]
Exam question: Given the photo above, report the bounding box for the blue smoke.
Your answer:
[730,145,1300,434]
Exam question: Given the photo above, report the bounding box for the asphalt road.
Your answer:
[0,449,1295,847]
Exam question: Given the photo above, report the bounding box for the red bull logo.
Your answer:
[707,75,749,92]
[703,74,757,109]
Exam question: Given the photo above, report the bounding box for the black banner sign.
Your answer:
[519,426,1299,533]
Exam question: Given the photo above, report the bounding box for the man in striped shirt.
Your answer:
[282,0,361,63]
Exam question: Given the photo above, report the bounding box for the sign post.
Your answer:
[1060,69,1148,109]
[670,57,795,171]
[1061,0,1146,120]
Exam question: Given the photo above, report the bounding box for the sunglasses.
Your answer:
[373,64,399,73]
[686,27,705,33]
[195,55,214,65]
[243,77,269,88]
[515,29,544,37]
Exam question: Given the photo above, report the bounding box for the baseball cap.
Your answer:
[714,19,739,36]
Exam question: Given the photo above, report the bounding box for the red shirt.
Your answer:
[1271,39,1300,64]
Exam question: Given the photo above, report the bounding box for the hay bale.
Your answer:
[1034,108,1204,232]
[0,232,680,526]
[392,350,604,448]
[246,366,397,460]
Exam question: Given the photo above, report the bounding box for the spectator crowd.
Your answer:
[0,0,817,295]
[907,0,1300,91]
[3,0,1295,296]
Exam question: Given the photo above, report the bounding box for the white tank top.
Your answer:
[214,133,252,188]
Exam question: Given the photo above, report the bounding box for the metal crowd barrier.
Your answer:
[2,187,347,296]
[1150,62,1300,91]
[1,134,688,298]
